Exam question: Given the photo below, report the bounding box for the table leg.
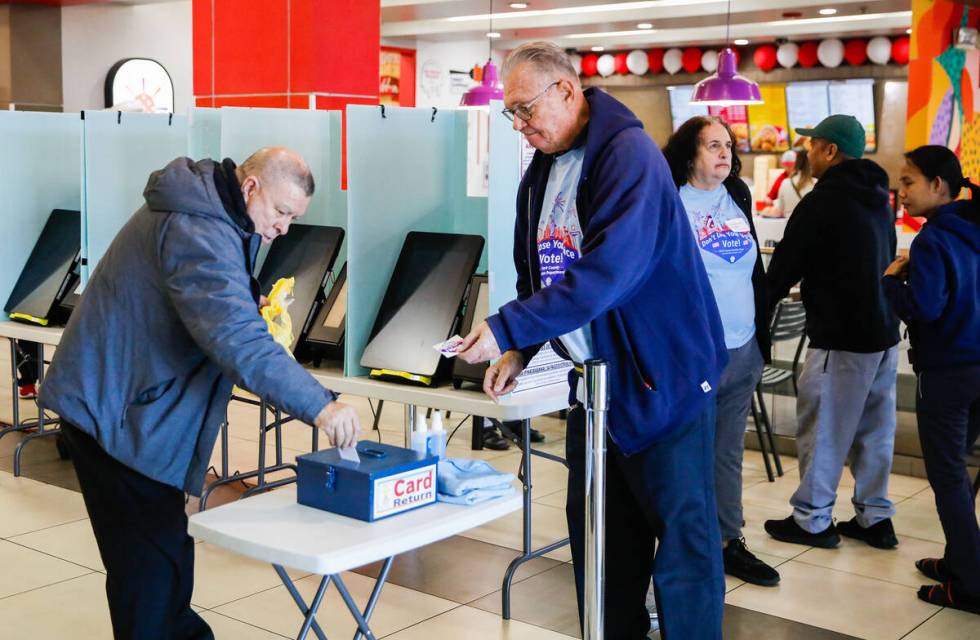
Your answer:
[353,557,393,640]
[274,565,329,640]
[9,340,19,427]
[14,343,58,477]
[403,404,416,448]
[500,418,570,619]
[333,575,377,640]
[470,415,483,451]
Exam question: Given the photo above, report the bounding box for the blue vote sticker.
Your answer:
[696,213,753,263]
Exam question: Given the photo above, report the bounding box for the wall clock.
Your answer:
[104,58,174,113]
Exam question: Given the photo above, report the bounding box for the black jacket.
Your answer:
[766,159,900,353]
[724,176,772,363]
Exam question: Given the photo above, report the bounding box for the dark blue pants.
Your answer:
[916,365,980,596]
[61,423,214,640]
[565,404,724,639]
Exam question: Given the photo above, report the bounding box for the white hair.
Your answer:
[502,41,580,84]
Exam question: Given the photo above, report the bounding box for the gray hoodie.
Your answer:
[40,157,336,494]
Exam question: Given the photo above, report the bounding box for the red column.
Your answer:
[193,0,379,110]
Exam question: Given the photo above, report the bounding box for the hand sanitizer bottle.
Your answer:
[411,413,429,458]
[428,410,447,460]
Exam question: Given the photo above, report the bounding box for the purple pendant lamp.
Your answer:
[460,59,504,107]
[460,0,504,107]
[690,48,762,106]
[690,0,762,106]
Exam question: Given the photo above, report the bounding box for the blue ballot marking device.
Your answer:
[296,441,437,522]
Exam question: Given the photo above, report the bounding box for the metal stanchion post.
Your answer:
[583,359,608,640]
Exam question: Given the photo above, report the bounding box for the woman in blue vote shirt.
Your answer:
[664,116,777,587]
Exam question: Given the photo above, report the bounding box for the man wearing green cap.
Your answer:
[763,114,900,551]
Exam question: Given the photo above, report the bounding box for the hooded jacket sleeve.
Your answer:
[486,129,667,352]
[765,194,822,311]
[882,233,949,323]
[158,213,336,425]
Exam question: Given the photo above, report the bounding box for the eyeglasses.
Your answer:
[501,81,559,122]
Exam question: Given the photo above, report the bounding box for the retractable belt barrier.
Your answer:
[583,358,609,640]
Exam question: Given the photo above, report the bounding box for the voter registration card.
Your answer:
[339,446,360,463]
[433,335,465,358]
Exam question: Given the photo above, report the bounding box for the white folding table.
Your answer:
[188,487,522,640]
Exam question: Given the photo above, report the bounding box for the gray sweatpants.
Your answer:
[791,346,899,533]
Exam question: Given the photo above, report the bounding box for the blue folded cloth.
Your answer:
[437,458,516,497]
[437,484,516,505]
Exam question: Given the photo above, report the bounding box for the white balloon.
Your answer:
[663,48,683,75]
[866,36,892,65]
[817,38,844,68]
[626,50,649,75]
[777,42,799,69]
[701,50,719,73]
[597,54,616,77]
[569,54,583,75]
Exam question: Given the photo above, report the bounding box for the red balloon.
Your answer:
[753,44,777,72]
[798,41,819,68]
[647,48,665,74]
[581,53,598,77]
[844,38,868,66]
[891,36,910,65]
[614,52,629,75]
[682,47,702,73]
[732,47,742,66]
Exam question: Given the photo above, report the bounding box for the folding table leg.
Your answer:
[273,565,329,640]
[332,575,377,640]
[353,557,393,640]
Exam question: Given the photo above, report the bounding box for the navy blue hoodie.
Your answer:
[883,200,980,371]
[485,89,727,455]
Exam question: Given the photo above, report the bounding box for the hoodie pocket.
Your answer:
[132,377,177,406]
[612,310,657,392]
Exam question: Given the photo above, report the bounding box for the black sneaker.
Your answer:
[837,517,898,549]
[723,538,780,586]
[481,429,511,451]
[764,515,840,548]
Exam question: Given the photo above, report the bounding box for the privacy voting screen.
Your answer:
[360,232,484,378]
[5,209,81,323]
[256,224,344,352]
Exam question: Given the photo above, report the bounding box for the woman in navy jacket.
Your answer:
[884,145,980,615]
[664,116,777,588]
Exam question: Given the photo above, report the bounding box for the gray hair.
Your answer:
[501,41,579,84]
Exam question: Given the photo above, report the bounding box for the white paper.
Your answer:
[339,446,360,463]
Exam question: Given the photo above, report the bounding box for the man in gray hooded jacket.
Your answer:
[40,147,359,640]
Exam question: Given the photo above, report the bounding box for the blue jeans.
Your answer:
[565,404,724,639]
[714,339,764,541]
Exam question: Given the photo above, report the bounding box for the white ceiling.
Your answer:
[381,0,913,50]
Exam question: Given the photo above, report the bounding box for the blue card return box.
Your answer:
[296,441,437,522]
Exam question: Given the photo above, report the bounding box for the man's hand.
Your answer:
[884,255,909,278]
[314,401,361,448]
[259,295,270,310]
[483,350,525,401]
[456,321,502,364]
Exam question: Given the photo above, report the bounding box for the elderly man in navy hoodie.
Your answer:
[457,42,728,639]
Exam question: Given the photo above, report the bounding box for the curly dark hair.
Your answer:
[662,115,742,189]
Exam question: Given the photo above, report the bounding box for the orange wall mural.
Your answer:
[907,0,980,178]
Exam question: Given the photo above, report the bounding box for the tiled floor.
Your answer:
[1,347,978,638]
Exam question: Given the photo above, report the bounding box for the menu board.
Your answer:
[828,79,876,152]
[786,81,831,145]
[668,85,708,132]
[747,84,790,152]
[708,105,750,153]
